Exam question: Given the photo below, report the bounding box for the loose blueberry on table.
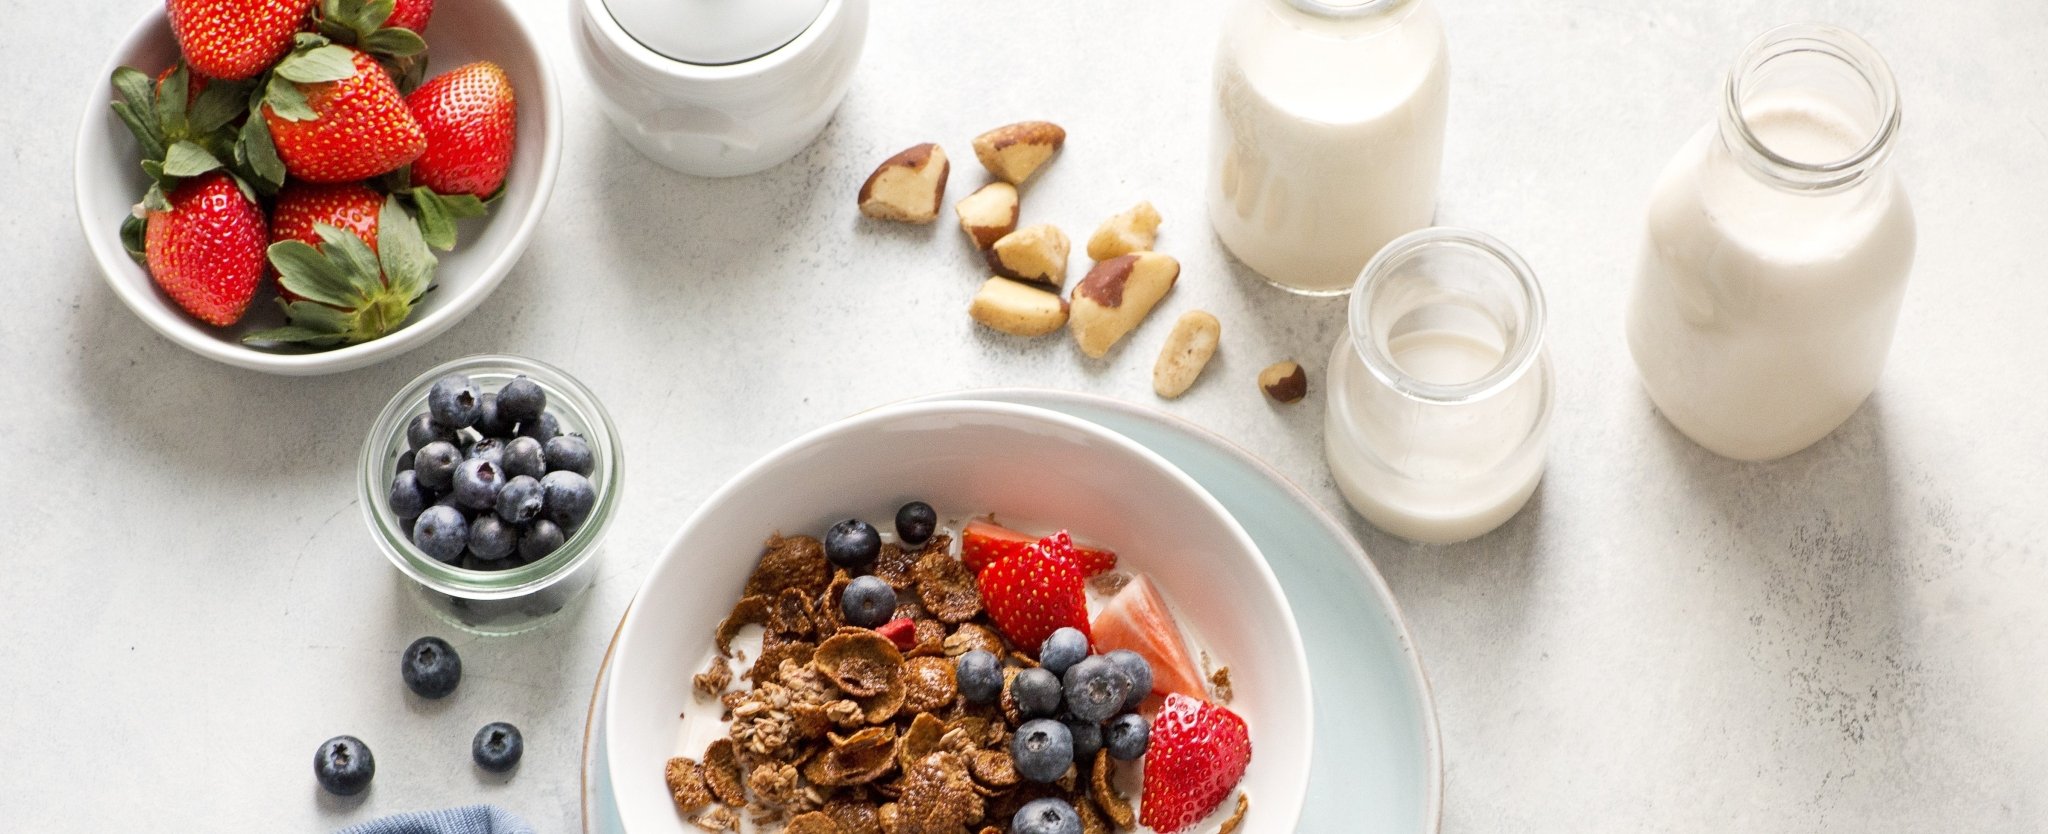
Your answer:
[313,735,375,797]
[471,722,524,774]
[400,635,462,699]
[387,374,597,571]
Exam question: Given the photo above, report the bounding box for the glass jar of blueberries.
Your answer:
[359,355,621,636]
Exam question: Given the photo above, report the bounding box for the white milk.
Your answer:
[1323,228,1551,545]
[1627,42,1915,462]
[1207,0,1449,294]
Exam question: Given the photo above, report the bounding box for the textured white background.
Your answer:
[4,0,2045,830]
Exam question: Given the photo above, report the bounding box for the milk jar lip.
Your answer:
[598,0,822,67]
[582,0,839,78]
[1720,23,1901,192]
[1284,0,1406,19]
[1348,227,1547,405]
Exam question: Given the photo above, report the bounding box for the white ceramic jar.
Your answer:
[1326,228,1552,544]
[1626,24,1914,461]
[1207,0,1450,295]
[574,0,868,177]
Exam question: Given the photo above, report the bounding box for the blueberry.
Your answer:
[454,459,505,511]
[427,374,481,428]
[472,722,524,773]
[1104,649,1153,711]
[1065,718,1103,761]
[497,376,547,424]
[894,501,937,547]
[956,650,1002,704]
[400,636,461,699]
[388,471,429,520]
[313,735,375,796]
[520,520,567,561]
[1010,719,1074,783]
[414,441,462,492]
[540,471,596,529]
[411,506,468,563]
[515,412,559,443]
[395,449,415,474]
[1038,627,1089,677]
[1013,798,1082,834]
[1061,656,1132,723]
[824,519,881,569]
[840,575,897,628]
[406,412,456,451]
[500,436,547,480]
[1009,667,1062,719]
[472,393,516,438]
[496,475,544,525]
[1104,713,1150,760]
[468,514,518,561]
[543,434,593,476]
[465,436,506,465]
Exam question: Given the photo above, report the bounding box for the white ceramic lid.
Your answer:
[601,0,829,66]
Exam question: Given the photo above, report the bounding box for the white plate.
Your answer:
[585,390,1443,833]
[601,400,1313,833]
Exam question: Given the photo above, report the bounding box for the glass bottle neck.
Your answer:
[1346,227,1546,405]
[1718,23,1901,193]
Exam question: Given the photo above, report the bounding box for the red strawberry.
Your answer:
[264,47,426,183]
[386,0,434,33]
[166,0,313,81]
[269,181,384,297]
[406,61,517,197]
[978,538,1092,655]
[1140,694,1253,833]
[875,617,917,652]
[961,519,1116,576]
[144,172,268,327]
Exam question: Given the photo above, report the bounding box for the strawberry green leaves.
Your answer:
[274,44,359,84]
[245,196,437,347]
[315,0,427,59]
[406,186,490,250]
[109,63,260,214]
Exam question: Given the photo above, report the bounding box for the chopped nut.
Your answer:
[1152,310,1222,399]
[971,121,1065,185]
[1218,792,1250,834]
[955,182,1019,250]
[1209,665,1234,704]
[858,143,950,223]
[1069,252,1181,358]
[986,224,1070,288]
[969,277,1068,337]
[1259,360,1308,403]
[1086,201,1161,260]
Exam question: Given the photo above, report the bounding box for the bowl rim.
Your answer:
[70,0,564,376]
[603,399,1314,833]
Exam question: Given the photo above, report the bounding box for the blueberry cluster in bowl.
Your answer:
[387,373,598,569]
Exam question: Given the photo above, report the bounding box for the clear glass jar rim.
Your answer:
[1720,23,1901,190]
[1347,227,1548,405]
[1282,0,1405,19]
[358,354,622,600]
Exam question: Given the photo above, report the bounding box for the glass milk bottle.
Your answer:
[1207,0,1449,295]
[1626,24,1914,461]
[1326,228,1553,544]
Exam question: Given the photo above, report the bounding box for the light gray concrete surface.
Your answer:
[4,0,2044,830]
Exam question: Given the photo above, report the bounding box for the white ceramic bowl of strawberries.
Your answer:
[606,400,1313,834]
[73,0,561,375]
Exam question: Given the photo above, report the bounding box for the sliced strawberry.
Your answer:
[1140,693,1253,833]
[961,519,1116,576]
[875,617,917,652]
[978,539,1091,656]
[1090,573,1206,700]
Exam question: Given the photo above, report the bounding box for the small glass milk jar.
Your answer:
[1207,0,1450,295]
[1326,228,1553,544]
[1626,24,1913,461]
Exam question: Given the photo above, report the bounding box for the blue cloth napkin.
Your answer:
[337,804,535,834]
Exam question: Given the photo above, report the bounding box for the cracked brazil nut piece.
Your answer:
[969,278,1069,337]
[1152,310,1222,399]
[1258,360,1308,403]
[1068,252,1181,358]
[858,143,950,223]
[1086,201,1162,261]
[985,224,1070,288]
[955,182,1019,250]
[972,121,1065,185]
